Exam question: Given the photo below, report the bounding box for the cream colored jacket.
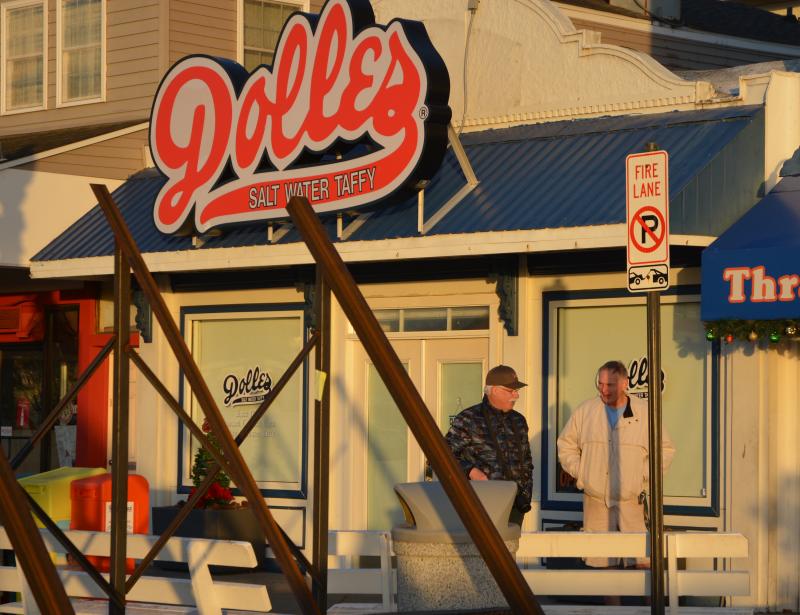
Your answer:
[557,395,675,507]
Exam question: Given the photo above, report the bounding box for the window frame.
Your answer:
[55,0,106,108]
[178,303,310,500]
[0,0,47,115]
[540,286,721,517]
[237,0,307,69]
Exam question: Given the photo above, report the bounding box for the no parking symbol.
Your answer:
[629,205,666,254]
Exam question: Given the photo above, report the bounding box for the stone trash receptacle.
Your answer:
[392,480,521,612]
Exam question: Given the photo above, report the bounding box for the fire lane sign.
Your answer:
[626,150,670,292]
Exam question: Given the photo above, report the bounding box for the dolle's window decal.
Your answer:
[150,0,451,234]
[223,366,272,407]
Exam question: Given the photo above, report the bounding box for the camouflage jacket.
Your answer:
[445,397,533,513]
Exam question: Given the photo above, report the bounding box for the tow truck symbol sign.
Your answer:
[628,263,669,292]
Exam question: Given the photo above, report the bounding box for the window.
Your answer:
[242,0,298,70]
[58,0,103,104]
[180,305,308,498]
[542,290,719,516]
[1,0,46,113]
[374,307,490,333]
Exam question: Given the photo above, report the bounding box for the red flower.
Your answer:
[208,482,233,502]
[189,482,234,508]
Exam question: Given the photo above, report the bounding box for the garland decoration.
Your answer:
[704,319,800,344]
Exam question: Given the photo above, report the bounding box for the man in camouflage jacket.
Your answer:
[446,365,533,524]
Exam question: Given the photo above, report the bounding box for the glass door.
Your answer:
[420,338,488,481]
[45,307,79,469]
[0,307,79,475]
[354,337,488,530]
[358,340,420,531]
[0,345,44,475]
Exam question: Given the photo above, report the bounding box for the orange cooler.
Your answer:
[70,473,149,572]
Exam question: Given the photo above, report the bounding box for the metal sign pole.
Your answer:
[626,140,668,613]
[647,289,665,614]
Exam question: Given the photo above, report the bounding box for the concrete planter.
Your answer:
[392,481,521,612]
[393,535,518,611]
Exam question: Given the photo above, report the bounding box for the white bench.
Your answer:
[516,531,751,614]
[327,530,394,613]
[0,526,271,614]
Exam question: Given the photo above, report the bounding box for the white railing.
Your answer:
[666,532,749,614]
[0,527,271,615]
[328,529,750,614]
[328,530,394,612]
[518,531,749,613]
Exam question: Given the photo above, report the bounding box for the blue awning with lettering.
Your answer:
[701,172,800,321]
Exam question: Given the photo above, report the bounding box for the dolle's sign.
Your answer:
[149,0,451,234]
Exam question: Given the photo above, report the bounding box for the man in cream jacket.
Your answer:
[557,360,675,569]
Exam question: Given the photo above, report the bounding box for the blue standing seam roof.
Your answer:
[33,106,761,262]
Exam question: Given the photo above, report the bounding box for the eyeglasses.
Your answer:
[495,386,518,393]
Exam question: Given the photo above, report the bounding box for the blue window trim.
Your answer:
[540,285,720,517]
[177,302,309,500]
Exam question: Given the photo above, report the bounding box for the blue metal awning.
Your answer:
[32,106,765,272]
[701,174,800,321]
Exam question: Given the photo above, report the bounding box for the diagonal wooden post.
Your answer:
[91,184,321,615]
[287,196,543,614]
[24,492,123,608]
[0,447,74,614]
[124,331,320,590]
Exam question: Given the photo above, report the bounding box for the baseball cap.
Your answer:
[485,365,527,390]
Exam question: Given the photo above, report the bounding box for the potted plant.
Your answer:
[151,419,266,571]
